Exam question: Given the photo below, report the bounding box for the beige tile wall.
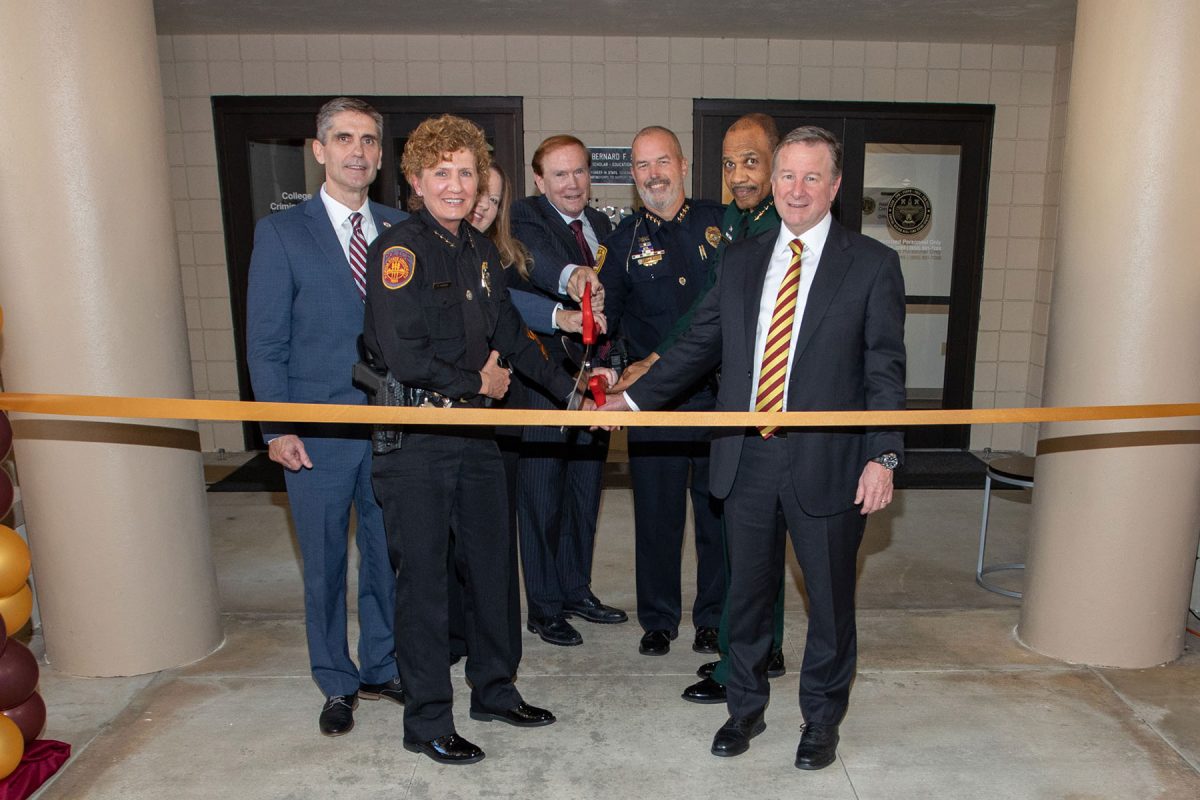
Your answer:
[158,33,1066,454]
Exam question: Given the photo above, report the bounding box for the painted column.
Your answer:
[1019,0,1200,667]
[0,0,222,675]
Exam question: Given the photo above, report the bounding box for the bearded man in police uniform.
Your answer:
[600,125,726,658]
[614,112,790,703]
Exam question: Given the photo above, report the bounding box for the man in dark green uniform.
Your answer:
[612,113,788,702]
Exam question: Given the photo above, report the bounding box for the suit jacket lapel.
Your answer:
[304,198,350,270]
[537,195,583,258]
[791,220,853,364]
[742,233,774,366]
[365,200,395,234]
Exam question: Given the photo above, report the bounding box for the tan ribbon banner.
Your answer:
[0,392,1198,428]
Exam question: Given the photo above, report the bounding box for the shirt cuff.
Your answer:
[557,263,581,295]
[624,391,641,412]
[551,302,564,330]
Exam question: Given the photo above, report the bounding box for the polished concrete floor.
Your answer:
[26,452,1200,799]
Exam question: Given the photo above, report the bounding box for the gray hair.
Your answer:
[773,126,843,178]
[315,97,383,144]
[633,125,684,160]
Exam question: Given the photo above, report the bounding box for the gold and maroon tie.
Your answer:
[754,239,803,438]
[348,212,368,300]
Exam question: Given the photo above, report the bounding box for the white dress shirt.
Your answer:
[748,212,833,410]
[319,184,380,263]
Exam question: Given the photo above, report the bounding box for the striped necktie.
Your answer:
[569,219,595,267]
[754,238,804,438]
[348,212,368,300]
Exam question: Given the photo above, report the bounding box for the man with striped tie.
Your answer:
[601,126,905,770]
[246,97,407,737]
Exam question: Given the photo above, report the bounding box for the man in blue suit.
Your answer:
[246,97,406,737]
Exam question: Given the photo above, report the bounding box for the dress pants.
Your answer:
[517,384,607,620]
[282,430,397,697]
[496,428,524,670]
[723,433,865,726]
[628,387,725,633]
[372,428,522,742]
[711,527,787,687]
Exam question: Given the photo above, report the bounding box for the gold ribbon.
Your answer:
[0,393,1198,428]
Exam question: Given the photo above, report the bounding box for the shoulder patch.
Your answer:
[705,226,722,248]
[594,244,607,272]
[382,246,415,290]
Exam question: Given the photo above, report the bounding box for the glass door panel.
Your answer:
[246,138,324,223]
[904,303,949,408]
[862,143,961,296]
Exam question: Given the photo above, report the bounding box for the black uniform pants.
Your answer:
[723,433,865,727]
[628,387,725,632]
[372,428,521,742]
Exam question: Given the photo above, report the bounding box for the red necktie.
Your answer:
[348,212,368,300]
[569,219,595,267]
[755,239,803,438]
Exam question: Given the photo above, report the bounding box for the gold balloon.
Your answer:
[0,527,30,598]
[0,715,22,779]
[0,586,31,636]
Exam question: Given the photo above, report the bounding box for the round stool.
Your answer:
[976,454,1034,598]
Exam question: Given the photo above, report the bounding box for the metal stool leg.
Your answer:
[976,469,1024,599]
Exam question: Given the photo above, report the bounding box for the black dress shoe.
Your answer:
[563,593,628,624]
[697,660,718,679]
[358,676,404,705]
[469,701,556,727]
[403,733,485,765]
[318,694,357,736]
[638,629,676,656]
[710,713,766,757]
[527,615,583,646]
[681,676,727,704]
[767,650,786,678]
[794,722,840,770]
[692,626,719,654]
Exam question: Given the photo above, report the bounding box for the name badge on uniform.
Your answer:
[480,260,492,297]
[631,236,664,268]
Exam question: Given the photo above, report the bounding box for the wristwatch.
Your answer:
[872,451,900,471]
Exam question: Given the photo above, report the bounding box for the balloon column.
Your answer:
[1,370,45,778]
[0,309,70,795]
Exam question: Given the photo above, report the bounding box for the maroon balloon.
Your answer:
[0,412,10,460]
[0,469,13,521]
[0,615,6,659]
[2,690,44,742]
[0,640,37,710]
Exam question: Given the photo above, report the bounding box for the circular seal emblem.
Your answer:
[862,196,877,216]
[886,187,932,236]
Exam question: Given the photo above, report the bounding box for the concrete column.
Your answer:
[1018,0,1200,667]
[0,1,222,675]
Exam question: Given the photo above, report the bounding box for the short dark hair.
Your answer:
[728,113,781,150]
[531,135,590,176]
[316,97,383,144]
[773,126,843,178]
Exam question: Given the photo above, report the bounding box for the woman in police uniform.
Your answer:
[363,115,577,765]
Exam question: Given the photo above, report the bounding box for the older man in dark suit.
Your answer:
[246,97,406,737]
[509,135,627,647]
[603,126,905,770]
